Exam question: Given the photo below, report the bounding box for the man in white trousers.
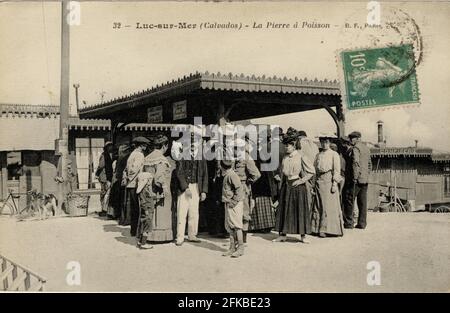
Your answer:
[175,141,208,246]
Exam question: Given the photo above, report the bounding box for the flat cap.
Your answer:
[348,131,362,139]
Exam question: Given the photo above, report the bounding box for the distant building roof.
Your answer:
[0,103,59,118]
[371,146,450,163]
[371,147,433,157]
[0,104,187,151]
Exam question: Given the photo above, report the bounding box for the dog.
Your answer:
[27,190,58,220]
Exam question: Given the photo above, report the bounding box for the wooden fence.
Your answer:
[1,254,46,291]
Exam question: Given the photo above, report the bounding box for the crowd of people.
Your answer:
[95,127,371,258]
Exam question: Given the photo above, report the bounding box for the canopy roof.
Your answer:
[79,71,341,122]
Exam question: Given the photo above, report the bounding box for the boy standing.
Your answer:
[221,160,245,258]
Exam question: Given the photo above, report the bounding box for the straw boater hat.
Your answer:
[136,172,153,194]
[317,132,338,140]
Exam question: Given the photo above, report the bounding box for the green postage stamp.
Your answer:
[338,44,420,110]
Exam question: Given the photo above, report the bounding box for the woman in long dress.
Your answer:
[141,135,175,243]
[273,134,312,243]
[311,135,344,237]
[250,159,278,233]
[116,145,132,226]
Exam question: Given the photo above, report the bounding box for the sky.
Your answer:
[0,1,449,150]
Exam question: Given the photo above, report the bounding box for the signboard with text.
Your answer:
[147,105,163,123]
[173,100,187,120]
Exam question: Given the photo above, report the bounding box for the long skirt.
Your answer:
[249,196,276,231]
[147,192,174,242]
[311,177,344,236]
[119,187,131,226]
[109,182,123,219]
[275,180,311,235]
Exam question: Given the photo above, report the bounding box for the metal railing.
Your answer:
[1,254,47,291]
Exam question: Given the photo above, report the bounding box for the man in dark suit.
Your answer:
[96,141,114,217]
[175,140,208,246]
[342,131,372,229]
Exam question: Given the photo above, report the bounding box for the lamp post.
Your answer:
[73,84,80,114]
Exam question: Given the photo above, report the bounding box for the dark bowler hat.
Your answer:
[132,136,150,144]
[348,131,362,139]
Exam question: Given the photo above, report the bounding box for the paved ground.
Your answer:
[0,212,448,292]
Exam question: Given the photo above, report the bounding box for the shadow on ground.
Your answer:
[250,231,303,243]
[103,223,136,247]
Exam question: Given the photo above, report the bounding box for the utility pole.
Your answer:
[57,0,70,209]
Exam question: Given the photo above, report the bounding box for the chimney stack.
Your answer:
[377,120,385,147]
[415,139,418,148]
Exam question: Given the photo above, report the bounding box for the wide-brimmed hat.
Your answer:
[132,136,150,145]
[282,135,298,145]
[285,127,300,138]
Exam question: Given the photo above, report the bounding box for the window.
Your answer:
[75,138,105,190]
[6,151,22,180]
[444,175,450,198]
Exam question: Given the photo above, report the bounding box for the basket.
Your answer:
[66,193,90,217]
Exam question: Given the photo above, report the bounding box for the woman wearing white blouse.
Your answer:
[273,134,313,243]
[311,134,344,237]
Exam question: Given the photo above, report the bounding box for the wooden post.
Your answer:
[0,153,6,201]
[320,100,346,138]
[336,100,346,138]
[111,120,118,145]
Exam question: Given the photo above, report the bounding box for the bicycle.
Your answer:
[0,191,20,216]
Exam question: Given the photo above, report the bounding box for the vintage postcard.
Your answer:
[0,0,449,299]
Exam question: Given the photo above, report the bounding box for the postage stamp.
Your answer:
[337,44,420,111]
